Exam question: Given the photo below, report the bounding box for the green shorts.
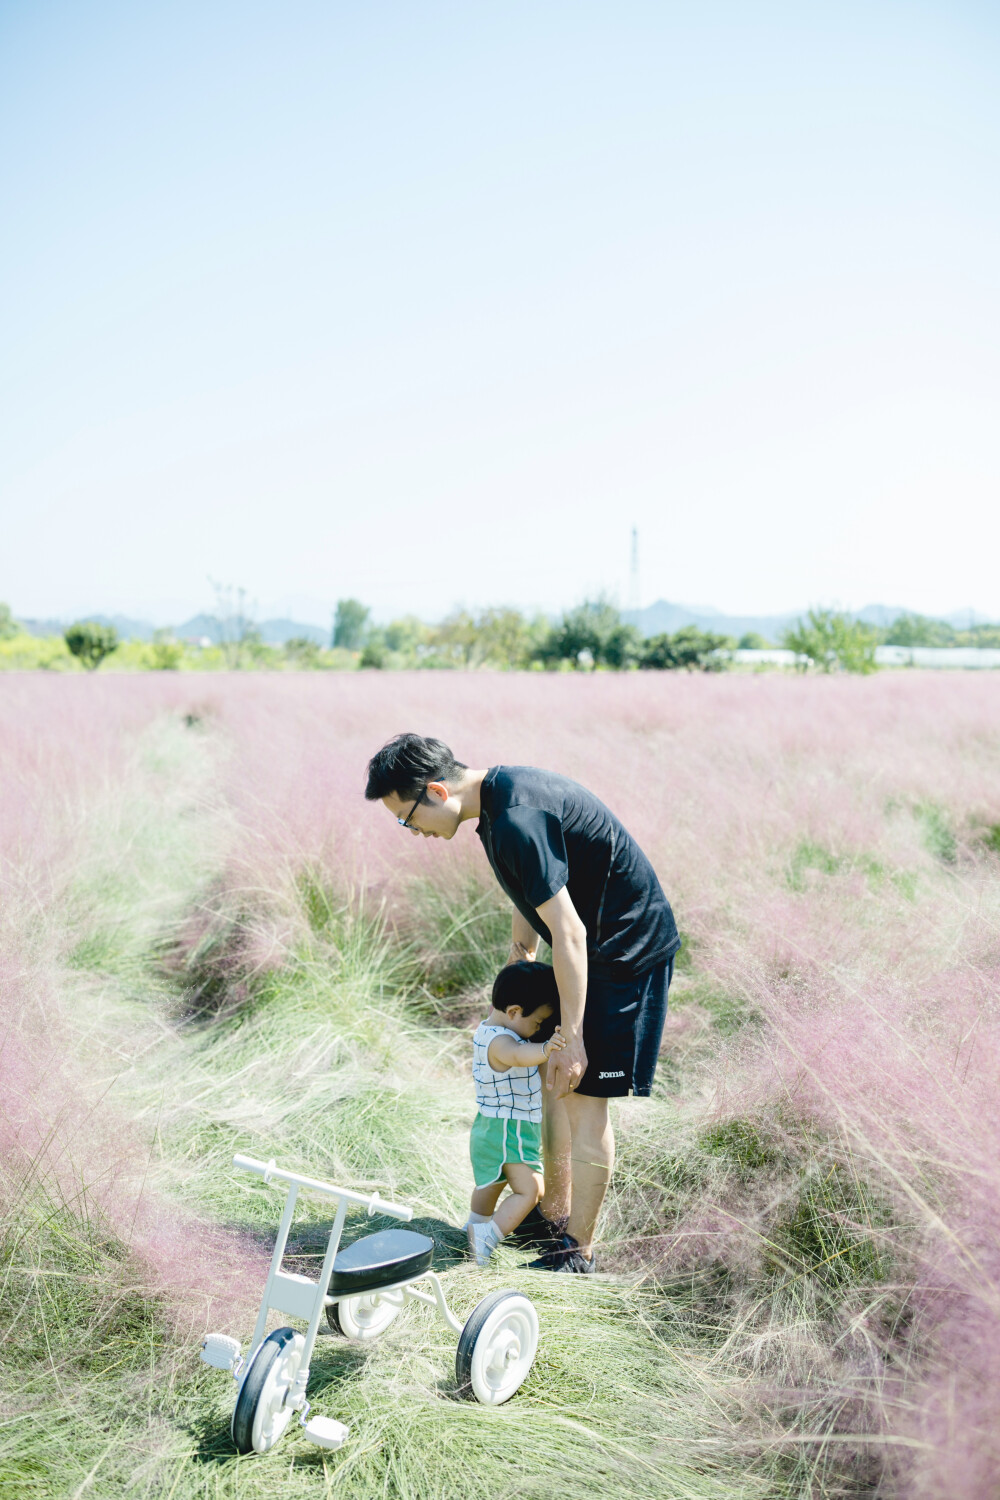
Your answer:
[470,1113,543,1188]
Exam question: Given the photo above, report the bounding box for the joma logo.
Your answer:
[598,1070,625,1079]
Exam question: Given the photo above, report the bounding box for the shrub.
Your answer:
[0,632,74,669]
[150,630,183,670]
[359,638,388,668]
[283,636,321,668]
[64,620,120,671]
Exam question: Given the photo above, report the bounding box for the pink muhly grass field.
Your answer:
[3,668,1000,1490]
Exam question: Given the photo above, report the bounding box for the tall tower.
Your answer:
[628,526,640,617]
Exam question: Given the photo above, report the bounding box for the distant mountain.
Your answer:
[18,613,330,646]
[19,613,157,640]
[622,601,801,641]
[174,616,328,646]
[621,601,962,642]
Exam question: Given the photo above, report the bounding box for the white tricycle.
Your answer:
[200,1154,540,1456]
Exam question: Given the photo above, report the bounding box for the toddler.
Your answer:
[466,960,565,1266]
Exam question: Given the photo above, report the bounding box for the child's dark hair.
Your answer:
[491,961,559,1029]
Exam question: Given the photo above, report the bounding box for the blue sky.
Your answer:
[2,0,998,625]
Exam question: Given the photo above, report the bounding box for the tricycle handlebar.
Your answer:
[232,1155,413,1221]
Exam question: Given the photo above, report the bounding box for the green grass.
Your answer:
[913,802,957,865]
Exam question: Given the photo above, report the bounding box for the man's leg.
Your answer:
[563,1093,614,1259]
[540,1085,573,1226]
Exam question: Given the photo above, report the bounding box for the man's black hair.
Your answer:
[491,961,559,1026]
[364,733,468,803]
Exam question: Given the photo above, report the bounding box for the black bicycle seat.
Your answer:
[329,1229,434,1295]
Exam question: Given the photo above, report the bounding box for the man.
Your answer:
[365,733,680,1272]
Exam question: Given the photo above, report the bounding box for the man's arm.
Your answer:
[536,887,588,1098]
[508,907,540,966]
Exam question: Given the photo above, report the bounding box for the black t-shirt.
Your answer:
[476,765,679,975]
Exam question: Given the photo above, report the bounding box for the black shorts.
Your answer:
[576,957,674,1098]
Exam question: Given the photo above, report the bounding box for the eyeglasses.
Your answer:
[397,787,427,829]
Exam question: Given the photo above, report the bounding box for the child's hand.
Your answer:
[543,1026,567,1060]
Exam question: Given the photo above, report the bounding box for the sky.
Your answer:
[2,0,999,627]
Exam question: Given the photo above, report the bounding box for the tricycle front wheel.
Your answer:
[231,1327,303,1455]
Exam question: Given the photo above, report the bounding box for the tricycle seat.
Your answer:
[329,1229,433,1296]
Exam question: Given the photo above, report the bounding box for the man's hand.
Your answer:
[507,938,536,966]
[508,908,540,967]
[545,1031,587,1098]
[535,887,588,1098]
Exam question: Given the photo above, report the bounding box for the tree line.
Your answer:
[1,598,997,675]
[333,598,734,671]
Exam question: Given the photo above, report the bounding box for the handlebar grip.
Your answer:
[367,1191,414,1222]
[232,1154,270,1177]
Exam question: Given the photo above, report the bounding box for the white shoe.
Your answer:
[470,1220,502,1267]
[463,1215,489,1257]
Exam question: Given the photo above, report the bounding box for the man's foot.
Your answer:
[527,1234,597,1274]
[470,1219,503,1267]
[507,1205,564,1252]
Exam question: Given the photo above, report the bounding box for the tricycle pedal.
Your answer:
[201,1334,242,1371]
[302,1415,349,1449]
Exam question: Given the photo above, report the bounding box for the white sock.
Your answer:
[490,1218,506,1239]
[466,1211,491,1225]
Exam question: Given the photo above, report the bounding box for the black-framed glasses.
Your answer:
[397,787,427,829]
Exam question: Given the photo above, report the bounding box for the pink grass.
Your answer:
[2,669,1000,1489]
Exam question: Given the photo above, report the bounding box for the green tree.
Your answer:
[883,613,955,647]
[602,622,643,670]
[963,623,1000,648]
[431,608,535,669]
[0,603,17,640]
[639,627,731,671]
[783,609,878,674]
[537,598,637,670]
[332,598,370,650]
[64,621,119,671]
[432,611,479,666]
[384,616,430,659]
[471,608,537,669]
[738,631,769,649]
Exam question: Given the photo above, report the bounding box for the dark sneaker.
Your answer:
[507,1206,564,1252]
[527,1234,597,1274]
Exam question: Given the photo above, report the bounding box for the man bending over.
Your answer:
[365,733,680,1273]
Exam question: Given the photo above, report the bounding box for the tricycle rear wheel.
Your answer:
[456,1290,538,1405]
[326,1293,401,1340]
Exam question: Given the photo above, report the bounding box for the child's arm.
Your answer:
[487,1027,566,1072]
